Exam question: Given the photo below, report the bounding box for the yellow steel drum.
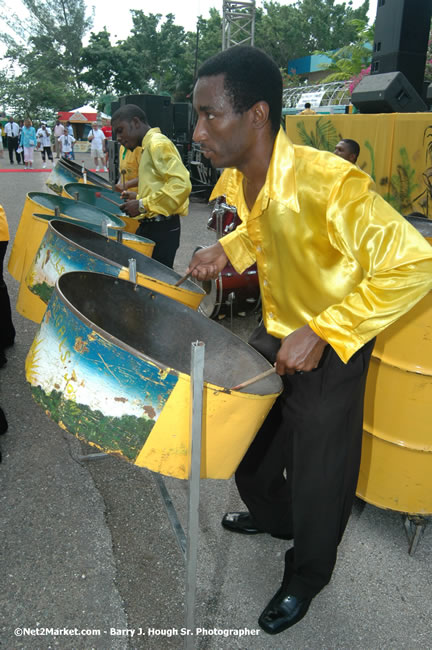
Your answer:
[25,220,204,322]
[63,182,140,234]
[357,217,432,514]
[9,193,125,323]
[26,272,282,479]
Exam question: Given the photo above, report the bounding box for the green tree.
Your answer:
[0,0,93,115]
[317,19,374,83]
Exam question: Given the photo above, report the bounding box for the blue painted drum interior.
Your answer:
[49,220,203,296]
[64,183,122,205]
[57,271,282,395]
[59,158,110,188]
[33,213,125,231]
[28,193,124,228]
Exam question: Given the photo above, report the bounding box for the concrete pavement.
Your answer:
[0,154,431,649]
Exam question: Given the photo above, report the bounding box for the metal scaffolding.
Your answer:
[283,81,351,109]
[222,0,256,50]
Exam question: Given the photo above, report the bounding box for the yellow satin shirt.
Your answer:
[136,128,191,219]
[213,128,432,363]
[119,144,142,191]
[0,205,10,242]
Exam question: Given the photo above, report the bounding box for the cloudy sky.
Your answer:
[90,0,376,40]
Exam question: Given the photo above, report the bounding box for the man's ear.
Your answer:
[250,101,270,130]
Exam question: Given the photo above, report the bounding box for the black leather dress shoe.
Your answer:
[221,512,293,539]
[221,512,264,534]
[258,588,312,635]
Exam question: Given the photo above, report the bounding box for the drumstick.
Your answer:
[121,169,127,192]
[95,191,122,207]
[174,271,192,287]
[231,366,276,391]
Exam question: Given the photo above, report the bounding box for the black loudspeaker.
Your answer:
[173,103,192,142]
[119,95,173,138]
[351,71,428,113]
[371,0,432,95]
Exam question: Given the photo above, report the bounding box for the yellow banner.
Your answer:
[285,113,432,217]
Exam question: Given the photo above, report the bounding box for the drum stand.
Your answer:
[78,341,206,649]
[403,514,430,556]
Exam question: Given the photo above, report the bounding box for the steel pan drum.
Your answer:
[63,183,140,234]
[26,272,282,479]
[33,214,154,258]
[26,220,204,315]
[46,158,110,194]
[8,193,125,323]
[357,216,432,514]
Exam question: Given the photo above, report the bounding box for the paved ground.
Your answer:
[0,152,431,649]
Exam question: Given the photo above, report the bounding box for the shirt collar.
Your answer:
[210,128,300,214]
[141,127,161,148]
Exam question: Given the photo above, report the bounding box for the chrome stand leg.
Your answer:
[403,514,429,556]
[185,341,205,649]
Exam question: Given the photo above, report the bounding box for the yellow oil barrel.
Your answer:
[357,217,432,514]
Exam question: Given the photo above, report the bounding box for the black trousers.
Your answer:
[7,136,21,164]
[136,215,180,269]
[236,323,374,599]
[40,146,53,162]
[0,241,15,349]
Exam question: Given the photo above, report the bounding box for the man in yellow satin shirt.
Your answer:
[187,46,432,636]
[112,104,191,268]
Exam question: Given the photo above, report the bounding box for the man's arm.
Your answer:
[309,171,432,363]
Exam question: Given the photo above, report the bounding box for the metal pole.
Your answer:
[184,341,205,648]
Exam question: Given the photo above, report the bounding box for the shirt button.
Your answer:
[263,280,268,287]
[268,312,274,319]
[256,245,262,253]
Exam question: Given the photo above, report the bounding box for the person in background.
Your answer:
[53,120,64,158]
[66,121,75,159]
[36,121,53,168]
[4,117,21,165]
[114,144,142,193]
[334,138,360,164]
[188,45,432,636]
[88,122,106,172]
[58,126,75,160]
[19,118,37,170]
[112,104,191,268]
[299,102,317,115]
[0,203,15,368]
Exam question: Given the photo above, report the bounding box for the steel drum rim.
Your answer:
[54,271,281,397]
[32,212,125,231]
[48,219,205,297]
[28,192,123,225]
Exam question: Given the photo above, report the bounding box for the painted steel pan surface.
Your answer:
[8,193,125,323]
[32,213,154,257]
[46,158,110,194]
[357,217,432,514]
[26,219,203,311]
[63,183,140,234]
[26,272,282,479]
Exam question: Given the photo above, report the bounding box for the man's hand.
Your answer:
[275,325,328,376]
[186,242,229,280]
[120,191,137,201]
[120,199,140,217]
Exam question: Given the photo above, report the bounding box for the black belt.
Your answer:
[139,213,179,223]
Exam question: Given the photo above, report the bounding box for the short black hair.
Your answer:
[341,138,360,159]
[197,46,282,135]
[304,102,311,108]
[111,104,148,125]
